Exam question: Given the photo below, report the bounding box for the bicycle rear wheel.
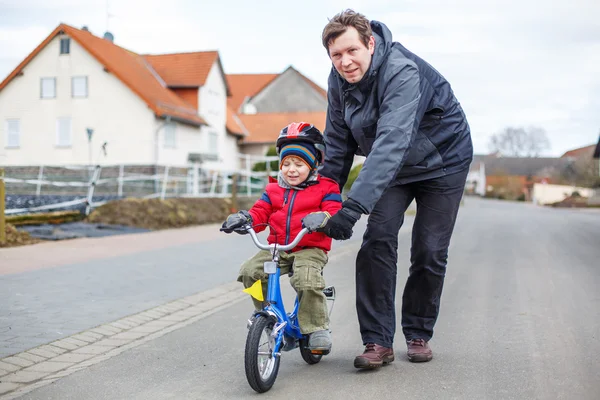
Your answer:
[244,315,280,393]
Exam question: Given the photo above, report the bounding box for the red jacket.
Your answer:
[248,175,342,252]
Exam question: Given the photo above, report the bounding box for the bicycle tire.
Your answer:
[299,338,323,365]
[244,315,280,393]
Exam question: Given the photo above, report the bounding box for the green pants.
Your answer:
[237,248,329,334]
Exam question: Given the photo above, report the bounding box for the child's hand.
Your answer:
[220,210,253,234]
[301,212,331,233]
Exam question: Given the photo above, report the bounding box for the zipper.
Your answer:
[285,191,297,245]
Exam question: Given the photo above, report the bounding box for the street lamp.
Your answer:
[86,128,94,166]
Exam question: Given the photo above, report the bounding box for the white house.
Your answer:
[0,24,238,170]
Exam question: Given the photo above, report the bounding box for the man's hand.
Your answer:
[323,200,363,240]
[220,210,252,234]
[302,211,331,233]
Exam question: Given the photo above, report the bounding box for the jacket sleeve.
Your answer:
[319,73,359,191]
[248,189,273,233]
[320,182,343,216]
[347,62,421,214]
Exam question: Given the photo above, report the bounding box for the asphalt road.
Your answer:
[9,198,600,399]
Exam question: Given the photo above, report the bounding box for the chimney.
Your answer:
[82,26,89,31]
[103,31,114,42]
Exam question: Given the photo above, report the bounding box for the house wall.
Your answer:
[0,34,162,166]
[249,69,327,113]
[197,62,239,171]
[532,183,595,205]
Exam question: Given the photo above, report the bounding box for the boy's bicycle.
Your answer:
[222,223,336,393]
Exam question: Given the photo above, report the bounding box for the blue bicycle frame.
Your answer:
[247,227,310,355]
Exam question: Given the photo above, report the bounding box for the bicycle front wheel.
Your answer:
[244,315,280,393]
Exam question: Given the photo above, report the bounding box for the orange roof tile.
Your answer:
[143,51,219,88]
[238,112,326,144]
[0,24,205,126]
[226,105,248,137]
[226,73,278,112]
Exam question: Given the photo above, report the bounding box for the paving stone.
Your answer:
[50,340,79,351]
[27,347,64,358]
[89,327,116,336]
[93,338,132,347]
[24,361,72,373]
[1,356,34,368]
[17,352,47,363]
[111,331,146,341]
[72,345,115,355]
[50,352,95,363]
[0,361,21,373]
[0,382,22,396]
[80,331,104,340]
[69,333,97,343]
[63,337,89,347]
[1,370,48,383]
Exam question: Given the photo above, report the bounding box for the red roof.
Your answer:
[226,73,279,112]
[143,51,219,88]
[561,144,596,159]
[238,112,326,144]
[0,24,205,126]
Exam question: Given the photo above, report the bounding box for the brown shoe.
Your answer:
[407,338,433,362]
[354,343,394,369]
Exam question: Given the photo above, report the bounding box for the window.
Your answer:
[208,130,218,153]
[163,123,176,148]
[60,38,70,54]
[41,78,56,98]
[56,117,71,147]
[5,119,20,148]
[72,76,88,97]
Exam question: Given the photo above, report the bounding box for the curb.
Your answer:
[0,282,246,399]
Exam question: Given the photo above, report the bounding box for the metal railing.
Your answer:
[4,154,280,215]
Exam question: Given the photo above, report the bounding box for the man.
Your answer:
[319,9,473,369]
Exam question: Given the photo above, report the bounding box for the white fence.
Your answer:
[4,154,280,215]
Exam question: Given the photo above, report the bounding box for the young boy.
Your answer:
[221,122,342,351]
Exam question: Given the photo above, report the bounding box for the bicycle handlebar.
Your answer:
[244,225,310,252]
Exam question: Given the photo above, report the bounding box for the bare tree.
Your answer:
[488,126,551,157]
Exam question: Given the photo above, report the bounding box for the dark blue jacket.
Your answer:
[320,20,473,214]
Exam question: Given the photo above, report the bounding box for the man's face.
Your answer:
[328,26,375,84]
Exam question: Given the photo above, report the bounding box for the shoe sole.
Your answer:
[354,354,395,369]
[407,353,432,363]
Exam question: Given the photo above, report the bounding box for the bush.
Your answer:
[343,163,363,194]
[252,146,279,172]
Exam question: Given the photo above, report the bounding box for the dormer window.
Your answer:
[60,38,70,54]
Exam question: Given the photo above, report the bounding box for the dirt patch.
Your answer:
[2,196,259,248]
[85,197,257,230]
[1,223,41,248]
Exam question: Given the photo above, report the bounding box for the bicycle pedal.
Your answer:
[323,285,336,300]
[309,348,331,356]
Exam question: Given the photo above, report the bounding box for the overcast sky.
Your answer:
[1,0,599,156]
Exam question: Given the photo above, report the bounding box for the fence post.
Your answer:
[246,154,251,196]
[231,173,239,212]
[118,164,124,197]
[85,165,102,215]
[192,163,199,196]
[0,168,5,245]
[160,166,170,200]
[36,165,44,196]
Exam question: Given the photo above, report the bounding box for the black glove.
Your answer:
[220,210,252,234]
[323,200,363,240]
[301,211,331,233]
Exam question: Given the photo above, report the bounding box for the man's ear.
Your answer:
[368,36,375,55]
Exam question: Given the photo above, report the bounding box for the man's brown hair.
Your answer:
[322,9,372,52]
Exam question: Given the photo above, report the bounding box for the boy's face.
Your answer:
[281,156,311,186]
[328,26,375,84]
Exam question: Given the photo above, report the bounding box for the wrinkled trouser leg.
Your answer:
[237,248,329,334]
[356,185,414,348]
[288,248,329,334]
[401,169,468,341]
[237,250,272,310]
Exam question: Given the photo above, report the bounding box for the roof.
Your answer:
[226,73,279,112]
[143,51,230,95]
[238,112,326,144]
[480,155,571,177]
[560,144,596,159]
[0,24,205,126]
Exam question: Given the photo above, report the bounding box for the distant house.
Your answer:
[0,23,327,171]
[225,67,328,159]
[467,154,570,200]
